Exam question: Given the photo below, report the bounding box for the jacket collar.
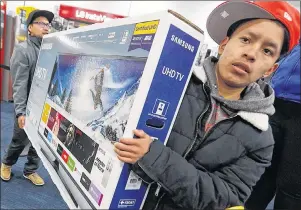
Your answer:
[28,35,42,48]
[192,65,269,131]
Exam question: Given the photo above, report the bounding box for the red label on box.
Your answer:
[61,150,69,163]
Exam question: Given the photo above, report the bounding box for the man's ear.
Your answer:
[263,63,279,78]
[28,25,32,34]
[218,37,230,55]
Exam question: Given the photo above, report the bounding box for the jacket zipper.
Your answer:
[155,183,161,196]
[152,83,237,209]
[183,84,210,158]
[154,193,165,210]
[152,84,211,210]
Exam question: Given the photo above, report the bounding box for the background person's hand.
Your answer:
[18,115,26,129]
[114,129,153,164]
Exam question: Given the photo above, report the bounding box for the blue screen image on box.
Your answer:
[47,54,147,142]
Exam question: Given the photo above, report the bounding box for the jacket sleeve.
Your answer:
[133,136,273,209]
[10,45,30,116]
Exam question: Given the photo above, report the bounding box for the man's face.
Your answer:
[28,16,50,38]
[217,19,284,88]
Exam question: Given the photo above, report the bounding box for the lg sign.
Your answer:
[76,10,110,22]
[59,4,125,24]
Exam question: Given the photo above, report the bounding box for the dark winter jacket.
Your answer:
[275,99,301,198]
[10,35,42,116]
[132,57,275,210]
[271,43,301,196]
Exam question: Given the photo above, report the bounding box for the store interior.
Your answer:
[1,1,300,102]
[0,1,300,209]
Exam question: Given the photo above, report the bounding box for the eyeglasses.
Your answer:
[32,22,52,29]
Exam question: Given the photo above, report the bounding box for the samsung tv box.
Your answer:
[24,10,204,210]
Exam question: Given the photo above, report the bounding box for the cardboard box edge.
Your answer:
[168,9,204,35]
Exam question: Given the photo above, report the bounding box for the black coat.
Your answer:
[132,70,275,210]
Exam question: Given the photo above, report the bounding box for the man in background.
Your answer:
[1,10,54,186]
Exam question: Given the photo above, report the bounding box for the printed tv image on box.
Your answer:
[42,105,99,173]
[36,53,150,208]
[47,53,147,142]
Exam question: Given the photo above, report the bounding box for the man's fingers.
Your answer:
[21,120,25,128]
[133,129,148,138]
[18,120,24,129]
[114,142,139,153]
[119,130,149,144]
[18,116,25,129]
[114,147,135,158]
[119,138,139,146]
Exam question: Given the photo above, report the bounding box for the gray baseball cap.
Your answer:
[26,9,54,27]
[206,1,275,45]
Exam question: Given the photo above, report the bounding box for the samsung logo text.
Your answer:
[171,35,195,53]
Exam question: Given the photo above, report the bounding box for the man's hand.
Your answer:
[114,129,153,164]
[18,115,26,129]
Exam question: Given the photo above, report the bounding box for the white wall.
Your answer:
[7,1,300,48]
[7,1,132,16]
[6,1,25,15]
[25,1,219,48]
[10,1,300,49]
[6,1,221,48]
[24,1,132,16]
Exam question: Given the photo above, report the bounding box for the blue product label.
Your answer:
[47,131,52,143]
[109,24,200,209]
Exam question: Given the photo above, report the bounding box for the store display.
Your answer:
[15,6,36,43]
[51,4,126,33]
[0,0,14,102]
[0,1,6,50]
[24,10,204,209]
[0,7,4,50]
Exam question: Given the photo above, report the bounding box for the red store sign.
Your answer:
[1,1,7,10]
[59,4,126,24]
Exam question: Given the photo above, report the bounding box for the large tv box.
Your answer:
[25,10,204,209]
